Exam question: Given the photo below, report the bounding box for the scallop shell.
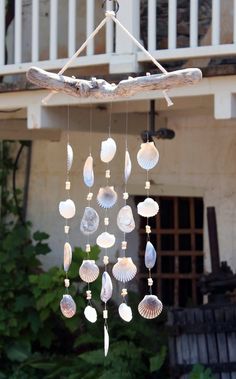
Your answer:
[97,186,117,209]
[59,199,76,219]
[118,303,133,322]
[96,232,115,249]
[112,257,137,283]
[100,137,117,163]
[67,144,73,172]
[124,150,132,183]
[80,207,99,235]
[79,260,99,283]
[137,141,159,170]
[64,242,72,272]
[117,205,135,233]
[60,294,76,318]
[84,305,97,323]
[100,271,113,303]
[137,197,159,218]
[104,325,109,357]
[83,155,94,188]
[138,295,163,319]
[145,241,157,270]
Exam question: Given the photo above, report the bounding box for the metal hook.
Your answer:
[102,0,119,15]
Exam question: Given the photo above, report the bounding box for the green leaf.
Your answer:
[6,340,31,362]
[149,345,167,373]
[33,231,50,241]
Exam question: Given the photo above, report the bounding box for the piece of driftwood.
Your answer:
[26,67,202,100]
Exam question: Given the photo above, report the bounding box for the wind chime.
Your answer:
[26,0,202,356]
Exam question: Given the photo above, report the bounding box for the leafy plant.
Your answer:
[189,364,215,379]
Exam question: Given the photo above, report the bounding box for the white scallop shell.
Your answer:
[137,197,159,218]
[138,295,163,319]
[118,303,133,322]
[83,155,94,188]
[117,205,135,233]
[60,294,76,318]
[137,141,159,170]
[59,199,76,219]
[64,242,72,272]
[84,305,97,323]
[67,144,73,172]
[104,325,109,357]
[80,207,99,235]
[96,232,115,249]
[145,241,157,270]
[79,260,99,283]
[100,271,113,303]
[112,257,137,283]
[97,186,117,209]
[100,137,117,163]
[124,150,132,183]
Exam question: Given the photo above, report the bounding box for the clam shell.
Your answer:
[137,197,159,218]
[137,141,159,170]
[59,199,76,219]
[84,305,97,323]
[124,150,132,183]
[118,303,133,322]
[80,207,99,235]
[60,294,76,318]
[117,205,135,233]
[83,155,94,188]
[100,271,113,303]
[96,232,115,249]
[112,257,137,283]
[79,260,99,283]
[97,186,117,209]
[67,144,73,172]
[64,242,72,272]
[138,295,163,319]
[145,241,157,270]
[104,325,109,357]
[100,137,117,163]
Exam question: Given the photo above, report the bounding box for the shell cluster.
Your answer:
[60,294,76,318]
[138,295,163,319]
[79,260,99,283]
[112,257,137,283]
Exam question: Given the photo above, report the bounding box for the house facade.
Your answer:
[0,0,236,308]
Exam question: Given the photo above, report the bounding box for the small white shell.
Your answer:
[112,257,137,283]
[100,137,117,163]
[80,207,99,235]
[59,199,76,219]
[124,150,132,183]
[118,303,133,322]
[138,295,163,319]
[67,144,73,172]
[137,197,159,218]
[117,205,135,233]
[104,325,109,357]
[60,294,76,318]
[79,260,99,283]
[96,232,115,249]
[137,141,159,170]
[83,155,94,188]
[84,305,97,323]
[97,186,117,209]
[64,242,72,272]
[100,271,113,303]
[145,241,157,270]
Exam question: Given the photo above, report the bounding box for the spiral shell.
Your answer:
[137,141,159,170]
[112,257,137,283]
[67,144,73,172]
[137,197,159,218]
[60,294,76,318]
[59,199,76,219]
[118,303,133,322]
[64,242,72,272]
[80,207,99,235]
[100,137,117,163]
[100,271,113,303]
[145,241,157,270]
[117,205,135,233]
[84,305,97,323]
[83,155,94,187]
[79,260,99,283]
[96,232,115,249]
[97,186,117,209]
[124,150,132,183]
[138,295,163,319]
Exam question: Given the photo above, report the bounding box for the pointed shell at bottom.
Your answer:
[104,325,109,357]
[118,303,133,322]
[138,295,163,319]
[60,294,76,318]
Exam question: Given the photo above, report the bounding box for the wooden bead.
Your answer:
[123,192,129,200]
[86,244,91,253]
[87,192,93,201]
[103,256,109,265]
[121,241,127,250]
[146,225,151,234]
[145,181,151,190]
[64,279,70,287]
[86,290,92,300]
[121,288,128,297]
[148,278,153,286]
[104,217,109,226]
[65,181,71,190]
[105,170,111,178]
[64,225,70,234]
[103,310,108,319]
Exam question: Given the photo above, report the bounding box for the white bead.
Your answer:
[146,225,151,234]
[104,217,109,226]
[64,279,70,287]
[65,181,71,190]
[123,192,129,200]
[87,192,93,201]
[105,169,111,179]
[86,290,92,300]
[103,310,108,319]
[64,225,70,234]
[146,72,151,76]
[103,256,109,265]
[121,288,128,297]
[121,241,127,250]
[86,244,91,253]
[148,277,153,286]
[145,181,151,190]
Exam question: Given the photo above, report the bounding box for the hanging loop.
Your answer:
[102,0,119,15]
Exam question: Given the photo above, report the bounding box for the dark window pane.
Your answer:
[161,279,175,306]
[179,256,192,273]
[161,256,175,273]
[194,198,204,229]
[179,279,193,307]
[160,198,174,229]
[161,234,175,251]
[179,234,191,251]
[196,256,204,274]
[196,287,203,305]
[178,198,190,228]
[195,234,203,251]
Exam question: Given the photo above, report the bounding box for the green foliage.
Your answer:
[189,364,215,379]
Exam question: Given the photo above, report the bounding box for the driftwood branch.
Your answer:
[26,67,202,100]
